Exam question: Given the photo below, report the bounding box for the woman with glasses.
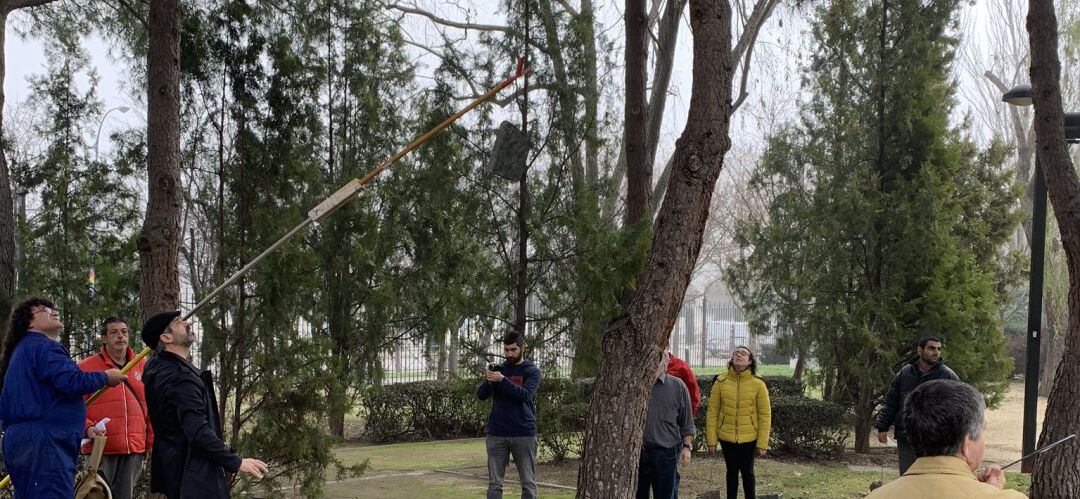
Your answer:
[704,346,772,499]
[0,297,124,498]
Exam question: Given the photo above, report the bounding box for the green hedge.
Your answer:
[768,395,848,458]
[360,379,488,442]
[359,377,594,461]
[361,373,844,460]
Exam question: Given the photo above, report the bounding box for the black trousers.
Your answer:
[637,445,678,499]
[720,440,756,499]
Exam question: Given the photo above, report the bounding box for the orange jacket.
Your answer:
[666,356,700,415]
[78,347,154,455]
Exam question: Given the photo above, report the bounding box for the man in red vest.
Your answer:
[78,317,153,499]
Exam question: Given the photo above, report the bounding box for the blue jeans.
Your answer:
[637,445,678,499]
[485,435,537,499]
[673,442,684,498]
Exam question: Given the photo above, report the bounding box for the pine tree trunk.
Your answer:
[575,1,733,495]
[1026,0,1080,495]
[623,0,649,225]
[793,345,807,382]
[0,10,15,322]
[139,0,183,320]
[854,385,874,453]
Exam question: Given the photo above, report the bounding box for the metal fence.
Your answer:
[178,287,772,385]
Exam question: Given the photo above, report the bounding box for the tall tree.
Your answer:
[12,44,142,353]
[1026,0,1080,495]
[576,0,738,494]
[0,0,64,337]
[727,0,1018,452]
[139,0,182,319]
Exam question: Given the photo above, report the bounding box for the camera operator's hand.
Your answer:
[486,369,505,383]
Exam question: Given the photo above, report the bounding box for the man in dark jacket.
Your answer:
[477,331,542,499]
[874,336,959,475]
[142,311,267,498]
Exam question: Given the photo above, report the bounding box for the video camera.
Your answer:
[487,363,504,373]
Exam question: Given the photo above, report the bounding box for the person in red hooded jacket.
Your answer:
[666,354,699,416]
[78,316,154,499]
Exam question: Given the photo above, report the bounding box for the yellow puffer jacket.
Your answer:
[705,368,771,449]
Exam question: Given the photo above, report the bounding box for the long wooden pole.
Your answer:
[0,64,529,491]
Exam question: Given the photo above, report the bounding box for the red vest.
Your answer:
[78,347,154,455]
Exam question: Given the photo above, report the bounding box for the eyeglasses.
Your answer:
[732,350,751,358]
[33,306,59,317]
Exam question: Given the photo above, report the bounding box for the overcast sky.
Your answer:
[2,1,1005,177]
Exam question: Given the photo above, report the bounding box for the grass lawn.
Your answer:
[314,438,1029,498]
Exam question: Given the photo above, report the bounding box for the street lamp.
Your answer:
[87,105,130,319]
[1001,84,1080,472]
[94,105,130,163]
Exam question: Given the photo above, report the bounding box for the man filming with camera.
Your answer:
[477,331,542,499]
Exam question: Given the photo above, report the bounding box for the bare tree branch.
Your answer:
[732,0,779,61]
[388,2,511,33]
[731,25,756,112]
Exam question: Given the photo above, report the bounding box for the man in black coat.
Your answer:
[874,336,960,475]
[142,311,267,498]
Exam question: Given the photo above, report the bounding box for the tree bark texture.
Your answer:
[139,0,183,320]
[623,0,650,225]
[575,0,734,495]
[0,10,15,320]
[1026,0,1080,495]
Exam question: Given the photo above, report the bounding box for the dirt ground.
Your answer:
[864,380,1044,467]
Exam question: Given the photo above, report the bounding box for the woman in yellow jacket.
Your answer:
[705,346,771,499]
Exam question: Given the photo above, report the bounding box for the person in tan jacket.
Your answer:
[868,379,1027,498]
[705,346,771,499]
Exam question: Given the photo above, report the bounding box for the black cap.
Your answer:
[141,311,181,350]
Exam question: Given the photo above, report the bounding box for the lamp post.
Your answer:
[94,105,130,163]
[87,105,130,339]
[1001,84,1080,472]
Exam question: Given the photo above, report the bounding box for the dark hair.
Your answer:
[918,336,942,348]
[502,331,524,347]
[727,345,758,375]
[903,379,985,457]
[0,297,56,391]
[101,316,128,336]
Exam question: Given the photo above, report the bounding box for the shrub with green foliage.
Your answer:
[360,379,487,442]
[768,396,849,458]
[361,373,844,460]
[535,378,594,462]
[360,376,595,461]
[763,375,804,397]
